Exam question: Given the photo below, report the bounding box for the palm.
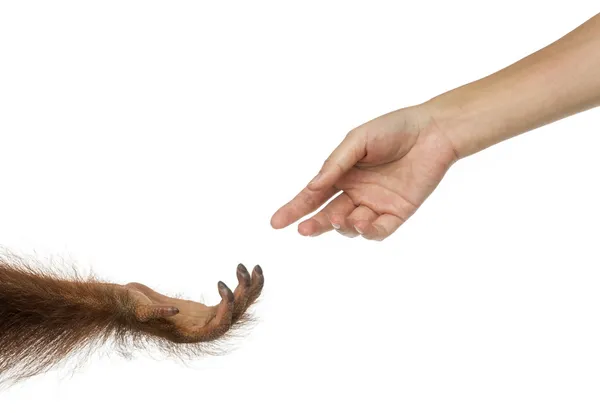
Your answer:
[339,130,457,220]
[122,264,264,343]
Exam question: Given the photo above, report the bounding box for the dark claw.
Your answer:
[217,281,234,302]
[247,265,265,305]
[236,263,251,286]
[252,265,265,287]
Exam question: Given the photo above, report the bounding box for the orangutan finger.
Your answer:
[246,265,264,307]
[183,281,235,342]
[212,281,235,331]
[232,263,252,322]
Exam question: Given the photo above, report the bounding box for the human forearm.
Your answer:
[426,13,600,159]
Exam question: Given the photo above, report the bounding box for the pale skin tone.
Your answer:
[271,13,600,241]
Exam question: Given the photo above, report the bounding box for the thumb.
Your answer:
[307,130,366,191]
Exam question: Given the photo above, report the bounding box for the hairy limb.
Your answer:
[0,256,264,385]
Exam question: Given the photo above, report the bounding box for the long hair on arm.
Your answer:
[0,251,264,386]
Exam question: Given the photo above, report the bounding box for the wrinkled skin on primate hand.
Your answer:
[123,264,264,343]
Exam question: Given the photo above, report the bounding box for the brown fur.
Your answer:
[0,253,258,386]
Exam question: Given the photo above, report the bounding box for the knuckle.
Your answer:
[345,128,360,141]
[300,191,319,209]
[322,157,344,174]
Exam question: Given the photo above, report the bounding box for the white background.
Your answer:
[0,1,599,412]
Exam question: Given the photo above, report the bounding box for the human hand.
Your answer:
[124,264,264,343]
[270,104,457,241]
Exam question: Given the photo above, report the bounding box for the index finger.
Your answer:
[270,185,338,229]
[271,130,366,230]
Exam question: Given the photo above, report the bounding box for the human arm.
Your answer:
[270,13,600,240]
[429,12,600,158]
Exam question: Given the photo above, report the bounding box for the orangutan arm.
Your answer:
[0,255,264,384]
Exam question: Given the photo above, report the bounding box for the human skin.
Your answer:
[270,13,600,241]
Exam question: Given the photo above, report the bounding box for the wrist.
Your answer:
[422,84,509,160]
[418,95,473,161]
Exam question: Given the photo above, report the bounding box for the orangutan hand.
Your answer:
[123,264,264,343]
[0,258,265,384]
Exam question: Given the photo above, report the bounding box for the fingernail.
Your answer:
[354,225,363,234]
[331,222,340,230]
[218,281,234,301]
[236,264,251,285]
